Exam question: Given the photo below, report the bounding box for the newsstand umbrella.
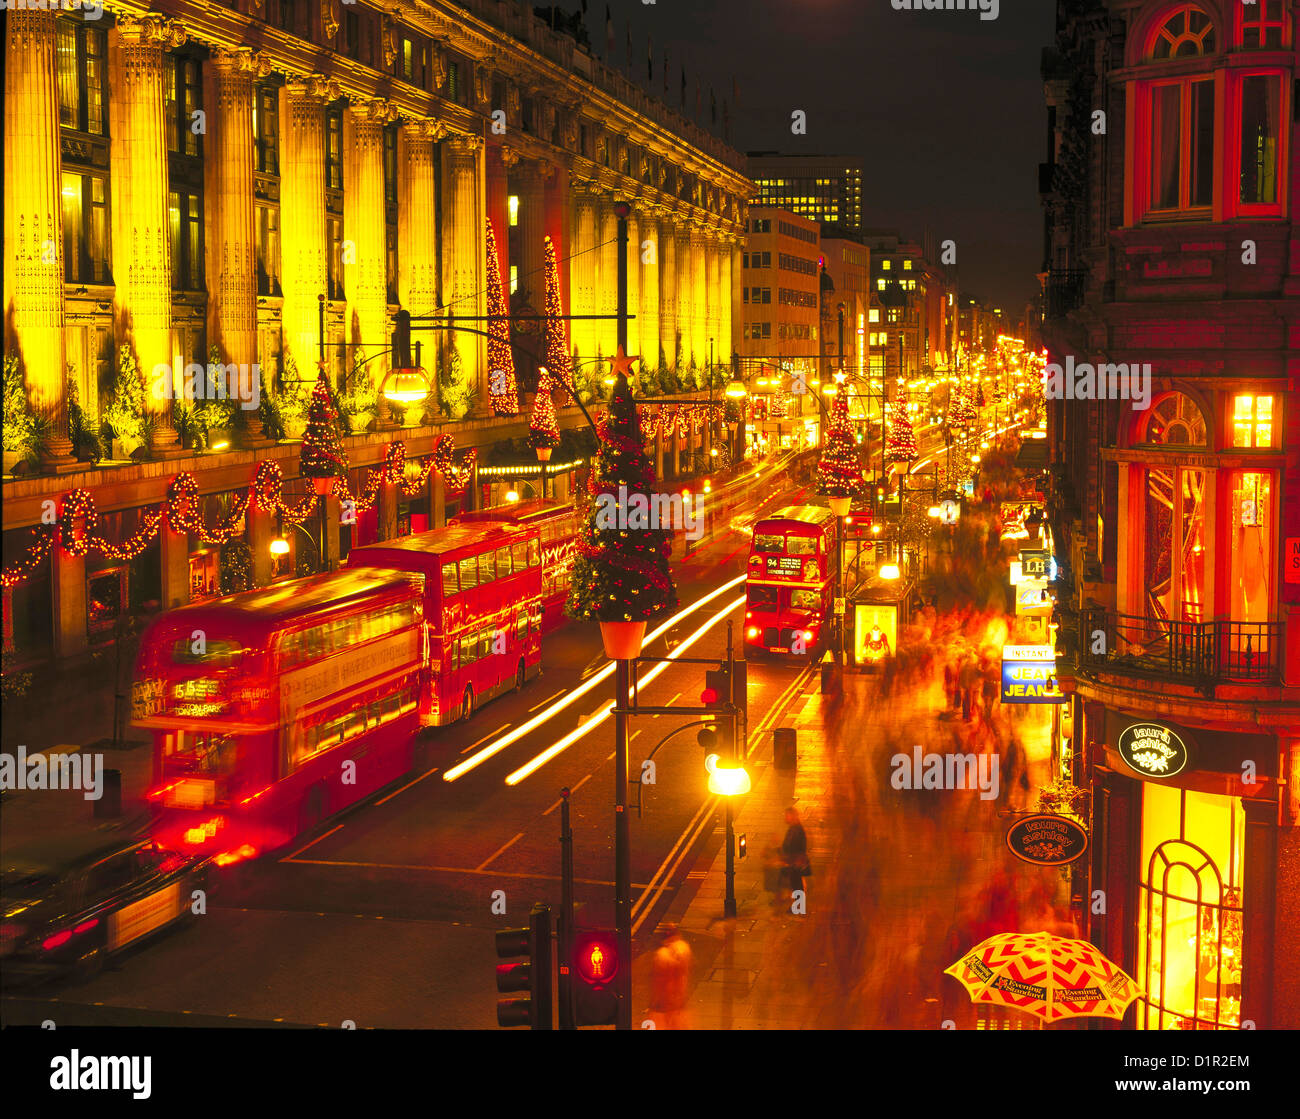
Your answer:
[944,931,1142,1023]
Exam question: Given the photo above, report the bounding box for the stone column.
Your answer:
[210,48,273,445]
[431,472,446,528]
[281,76,335,375]
[160,524,190,611]
[443,134,485,410]
[658,217,677,374]
[3,9,75,469]
[624,212,640,362]
[689,226,708,370]
[346,99,396,388]
[116,14,187,456]
[401,119,443,318]
[53,548,88,660]
[705,232,721,382]
[571,186,599,365]
[248,501,275,588]
[597,196,619,361]
[514,161,546,309]
[675,228,693,373]
[484,142,512,301]
[638,215,660,372]
[378,479,398,541]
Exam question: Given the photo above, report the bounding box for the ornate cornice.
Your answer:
[117,14,187,50]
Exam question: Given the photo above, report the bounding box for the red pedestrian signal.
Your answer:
[700,686,720,705]
[572,930,620,1026]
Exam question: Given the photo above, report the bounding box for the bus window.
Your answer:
[787,536,817,556]
[496,547,512,576]
[397,687,418,716]
[278,632,302,667]
[754,533,784,553]
[172,638,244,666]
[516,610,528,641]
[442,563,459,597]
[512,542,528,571]
[478,628,494,660]
[528,539,540,567]
[458,557,478,590]
[747,585,778,610]
[790,588,821,610]
[304,625,326,661]
[478,550,495,584]
[459,632,475,666]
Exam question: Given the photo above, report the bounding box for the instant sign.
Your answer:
[1006,814,1089,866]
[1001,645,1067,703]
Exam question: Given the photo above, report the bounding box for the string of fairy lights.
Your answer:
[1,436,477,590]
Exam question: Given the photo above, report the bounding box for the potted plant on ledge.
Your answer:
[566,372,678,660]
[339,359,379,435]
[299,370,349,496]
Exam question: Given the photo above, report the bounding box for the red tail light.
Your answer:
[42,930,73,951]
[73,919,99,935]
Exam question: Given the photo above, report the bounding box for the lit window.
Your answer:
[903,260,912,271]
[869,309,880,323]
[882,260,891,270]
[508,195,519,226]
[1232,394,1273,448]
[509,265,518,295]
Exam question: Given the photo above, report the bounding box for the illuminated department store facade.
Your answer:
[1040,1,1299,1028]
[2,0,752,665]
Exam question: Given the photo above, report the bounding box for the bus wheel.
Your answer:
[300,785,326,836]
[461,687,474,722]
[515,659,526,691]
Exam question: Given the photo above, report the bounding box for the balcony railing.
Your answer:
[1044,269,1087,319]
[1079,608,1282,688]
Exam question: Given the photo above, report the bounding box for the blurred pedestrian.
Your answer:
[648,924,694,1029]
[780,806,811,900]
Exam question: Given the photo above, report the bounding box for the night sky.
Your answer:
[575,1,1058,312]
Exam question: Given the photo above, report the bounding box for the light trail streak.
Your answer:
[442,575,746,782]
[504,596,746,786]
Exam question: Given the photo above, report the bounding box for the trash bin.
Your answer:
[94,768,122,819]
[820,659,842,695]
[773,727,797,771]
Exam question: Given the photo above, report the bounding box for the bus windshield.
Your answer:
[747,585,778,610]
[789,588,821,610]
[753,534,785,553]
[786,535,818,556]
[162,731,240,777]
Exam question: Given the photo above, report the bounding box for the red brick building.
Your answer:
[1040,0,1299,1028]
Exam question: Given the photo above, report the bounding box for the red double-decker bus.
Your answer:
[133,570,426,858]
[347,521,543,724]
[453,499,579,630]
[744,505,837,657]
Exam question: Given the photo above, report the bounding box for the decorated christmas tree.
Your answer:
[527,365,560,454]
[485,217,519,416]
[566,374,678,624]
[542,236,575,406]
[885,401,918,465]
[976,383,986,408]
[815,388,865,499]
[299,369,349,489]
[950,385,976,427]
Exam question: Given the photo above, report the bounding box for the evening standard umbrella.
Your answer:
[945,931,1142,1023]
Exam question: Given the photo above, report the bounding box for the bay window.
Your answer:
[1149,78,1215,214]
[1238,74,1281,208]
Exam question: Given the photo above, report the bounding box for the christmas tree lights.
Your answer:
[566,374,678,623]
[885,401,918,466]
[299,370,349,489]
[542,236,576,406]
[485,218,520,416]
[815,389,866,499]
[528,365,561,453]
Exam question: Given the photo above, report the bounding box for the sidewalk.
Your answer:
[641,662,1061,1030]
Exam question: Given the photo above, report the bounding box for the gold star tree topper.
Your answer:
[609,346,640,379]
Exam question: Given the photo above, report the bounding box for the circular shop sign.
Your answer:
[1006,814,1090,867]
[1117,722,1190,778]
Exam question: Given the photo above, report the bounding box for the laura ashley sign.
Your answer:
[1117,722,1190,778]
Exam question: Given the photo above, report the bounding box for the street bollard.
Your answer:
[94,768,122,819]
[773,728,797,771]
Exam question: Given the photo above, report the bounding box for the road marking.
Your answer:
[476,831,525,871]
[283,856,649,888]
[284,823,343,861]
[374,767,440,805]
[443,576,746,782]
[570,772,594,794]
[505,596,746,785]
[652,692,683,718]
[460,725,509,755]
[528,690,565,712]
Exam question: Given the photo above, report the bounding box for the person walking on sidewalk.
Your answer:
[780,806,811,901]
[647,923,694,1029]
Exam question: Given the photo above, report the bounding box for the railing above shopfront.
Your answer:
[1078,607,1282,688]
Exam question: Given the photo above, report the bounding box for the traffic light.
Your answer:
[571,929,619,1027]
[697,666,731,751]
[495,903,552,1029]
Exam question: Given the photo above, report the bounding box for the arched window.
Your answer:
[1141,392,1208,446]
[1151,6,1217,59]
[1137,785,1245,1031]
